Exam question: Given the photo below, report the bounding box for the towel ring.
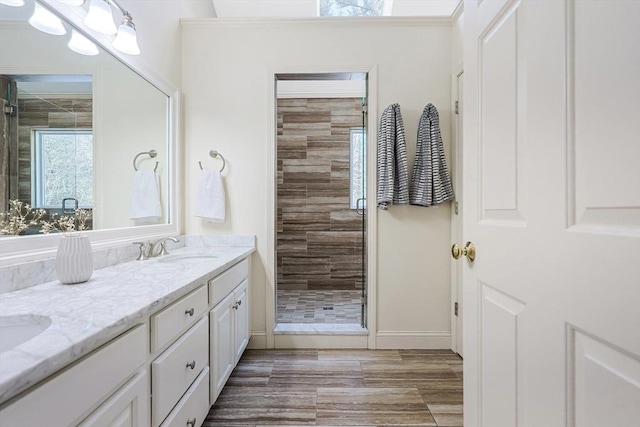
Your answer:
[199,150,226,172]
[133,149,159,172]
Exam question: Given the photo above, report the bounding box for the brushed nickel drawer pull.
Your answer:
[185,308,195,316]
[186,418,196,427]
[186,361,196,370]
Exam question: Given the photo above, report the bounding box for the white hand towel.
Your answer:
[194,169,225,223]
[130,170,162,222]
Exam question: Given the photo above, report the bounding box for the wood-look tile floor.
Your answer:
[204,349,463,426]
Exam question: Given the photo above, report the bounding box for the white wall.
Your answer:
[117,0,215,89]
[181,18,454,348]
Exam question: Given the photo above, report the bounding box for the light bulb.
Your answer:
[84,0,116,35]
[0,0,26,7]
[29,2,66,36]
[112,17,140,55]
[68,29,99,56]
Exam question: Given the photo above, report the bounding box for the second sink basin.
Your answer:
[157,253,219,263]
[0,314,52,353]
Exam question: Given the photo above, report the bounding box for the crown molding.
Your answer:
[181,15,453,29]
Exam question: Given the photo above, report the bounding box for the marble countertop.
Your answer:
[0,244,255,405]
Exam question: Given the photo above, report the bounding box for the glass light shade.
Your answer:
[112,22,140,55]
[29,3,66,35]
[59,0,86,5]
[84,0,116,34]
[0,0,26,7]
[68,29,99,56]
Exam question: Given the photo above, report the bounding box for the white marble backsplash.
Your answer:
[0,235,253,295]
[184,234,255,247]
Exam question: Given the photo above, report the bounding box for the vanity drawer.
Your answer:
[160,367,210,427]
[151,284,208,353]
[209,259,248,307]
[152,317,208,427]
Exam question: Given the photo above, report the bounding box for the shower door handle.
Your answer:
[356,198,366,216]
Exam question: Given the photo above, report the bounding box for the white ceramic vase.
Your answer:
[55,234,93,284]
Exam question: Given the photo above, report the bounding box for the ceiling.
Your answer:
[210,0,460,18]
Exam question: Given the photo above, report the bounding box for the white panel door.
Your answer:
[462,1,640,426]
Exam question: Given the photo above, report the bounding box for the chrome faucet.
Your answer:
[149,236,180,257]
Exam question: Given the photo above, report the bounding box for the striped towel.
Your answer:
[376,103,410,209]
[409,103,455,207]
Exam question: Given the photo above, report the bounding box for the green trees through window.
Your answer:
[350,127,366,209]
[34,129,93,209]
[319,0,385,17]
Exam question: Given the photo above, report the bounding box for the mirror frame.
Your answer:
[0,0,180,266]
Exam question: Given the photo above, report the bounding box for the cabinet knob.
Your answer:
[186,418,196,427]
[232,302,239,310]
[185,308,195,316]
[186,360,196,370]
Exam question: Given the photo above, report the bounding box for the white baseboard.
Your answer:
[249,330,450,349]
[248,331,267,349]
[375,331,451,349]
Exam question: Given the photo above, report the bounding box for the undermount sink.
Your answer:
[0,315,52,353]
[157,253,218,263]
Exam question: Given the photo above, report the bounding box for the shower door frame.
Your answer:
[265,65,379,349]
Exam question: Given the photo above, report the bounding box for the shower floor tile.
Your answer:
[277,290,362,324]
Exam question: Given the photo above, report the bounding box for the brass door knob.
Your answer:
[451,241,476,262]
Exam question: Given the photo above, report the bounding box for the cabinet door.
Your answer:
[78,370,149,427]
[209,292,235,405]
[233,279,249,363]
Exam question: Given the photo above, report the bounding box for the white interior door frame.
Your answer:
[265,65,379,349]
[450,64,464,356]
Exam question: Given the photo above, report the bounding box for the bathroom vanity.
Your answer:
[0,243,254,427]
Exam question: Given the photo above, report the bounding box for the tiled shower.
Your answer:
[276,97,366,325]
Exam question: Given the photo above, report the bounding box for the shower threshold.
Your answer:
[274,323,368,335]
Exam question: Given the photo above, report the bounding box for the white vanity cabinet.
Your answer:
[0,250,254,427]
[208,259,250,405]
[0,324,147,427]
[78,369,150,427]
[150,285,209,427]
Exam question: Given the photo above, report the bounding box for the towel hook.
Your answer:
[198,150,226,172]
[133,149,159,172]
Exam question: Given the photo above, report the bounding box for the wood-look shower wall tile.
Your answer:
[278,134,307,160]
[281,257,331,276]
[49,112,92,128]
[307,231,358,257]
[277,97,363,291]
[306,183,348,198]
[282,122,332,137]
[330,210,362,231]
[282,211,330,231]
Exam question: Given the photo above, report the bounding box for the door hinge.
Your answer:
[455,201,459,215]
[454,302,458,317]
[455,100,459,115]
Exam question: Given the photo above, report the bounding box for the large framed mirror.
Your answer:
[0,0,179,265]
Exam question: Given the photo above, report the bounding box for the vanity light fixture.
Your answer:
[68,29,99,55]
[85,0,140,55]
[112,13,140,55]
[0,0,25,6]
[85,0,117,34]
[29,2,66,35]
